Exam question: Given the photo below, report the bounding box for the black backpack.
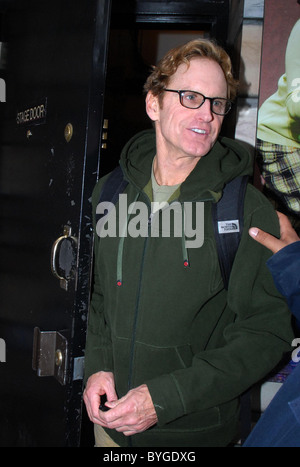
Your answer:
[96,165,248,290]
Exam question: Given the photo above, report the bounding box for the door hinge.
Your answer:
[73,356,85,381]
[32,327,68,385]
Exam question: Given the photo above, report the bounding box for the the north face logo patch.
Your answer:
[218,220,240,234]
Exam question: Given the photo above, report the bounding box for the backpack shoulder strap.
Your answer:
[212,175,249,290]
[96,166,128,223]
[212,175,251,442]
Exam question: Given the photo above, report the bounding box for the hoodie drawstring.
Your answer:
[182,204,190,268]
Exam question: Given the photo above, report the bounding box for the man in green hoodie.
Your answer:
[83,39,294,447]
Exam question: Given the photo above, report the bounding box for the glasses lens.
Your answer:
[211,98,231,115]
[180,91,231,115]
[180,91,204,109]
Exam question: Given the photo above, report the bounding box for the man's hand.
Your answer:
[83,371,118,425]
[249,212,300,254]
[98,384,158,436]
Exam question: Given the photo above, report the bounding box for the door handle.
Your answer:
[50,225,77,290]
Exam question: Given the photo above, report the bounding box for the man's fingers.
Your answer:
[84,391,101,422]
[249,227,282,254]
[83,371,118,426]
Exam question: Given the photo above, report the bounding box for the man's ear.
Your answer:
[145,91,160,122]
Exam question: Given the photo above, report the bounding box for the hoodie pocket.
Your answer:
[126,341,194,387]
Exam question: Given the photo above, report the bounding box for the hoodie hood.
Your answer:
[119,129,253,203]
[115,129,253,284]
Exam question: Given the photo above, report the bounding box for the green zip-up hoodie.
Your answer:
[84,130,294,447]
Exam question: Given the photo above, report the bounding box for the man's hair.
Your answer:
[144,38,239,102]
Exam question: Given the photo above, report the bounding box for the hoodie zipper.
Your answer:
[124,193,210,446]
[126,206,152,448]
[126,197,191,392]
[126,194,213,388]
[127,209,152,394]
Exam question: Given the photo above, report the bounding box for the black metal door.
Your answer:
[0,0,111,447]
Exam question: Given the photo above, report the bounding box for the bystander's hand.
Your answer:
[249,212,300,254]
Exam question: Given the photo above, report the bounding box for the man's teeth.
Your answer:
[192,129,206,134]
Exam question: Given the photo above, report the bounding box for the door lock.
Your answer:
[55,349,63,367]
[32,327,68,385]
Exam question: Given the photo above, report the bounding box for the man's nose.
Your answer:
[196,99,213,121]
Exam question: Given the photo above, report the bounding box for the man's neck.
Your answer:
[153,153,200,186]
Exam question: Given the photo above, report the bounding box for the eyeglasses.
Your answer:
[164,89,232,116]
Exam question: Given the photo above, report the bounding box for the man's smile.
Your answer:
[190,128,207,134]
